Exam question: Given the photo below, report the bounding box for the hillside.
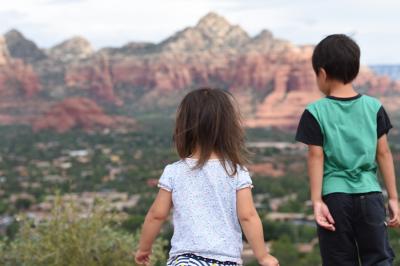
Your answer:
[1,12,399,131]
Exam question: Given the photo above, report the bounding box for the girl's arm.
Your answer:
[136,189,172,264]
[237,188,279,266]
[376,134,400,227]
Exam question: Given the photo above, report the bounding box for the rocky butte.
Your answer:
[0,12,399,131]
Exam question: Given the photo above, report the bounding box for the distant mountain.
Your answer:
[159,12,250,52]
[0,12,399,131]
[370,65,400,81]
[4,29,46,63]
[0,36,39,98]
[47,36,94,62]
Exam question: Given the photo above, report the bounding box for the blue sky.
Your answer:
[0,0,399,64]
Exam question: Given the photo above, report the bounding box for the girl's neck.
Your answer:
[190,150,220,160]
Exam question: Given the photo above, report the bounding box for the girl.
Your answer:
[135,88,279,266]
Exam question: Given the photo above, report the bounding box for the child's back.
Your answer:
[303,94,387,195]
[296,34,399,266]
[135,88,279,266]
[160,158,252,263]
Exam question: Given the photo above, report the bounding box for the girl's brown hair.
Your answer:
[173,87,249,176]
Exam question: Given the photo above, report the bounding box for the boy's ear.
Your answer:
[319,68,328,81]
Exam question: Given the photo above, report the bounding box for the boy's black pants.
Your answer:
[318,192,395,266]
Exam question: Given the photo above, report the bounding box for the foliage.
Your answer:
[262,220,316,243]
[389,228,400,266]
[121,215,145,233]
[270,235,321,266]
[0,124,399,265]
[0,197,167,266]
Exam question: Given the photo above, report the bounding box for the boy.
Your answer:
[295,34,399,266]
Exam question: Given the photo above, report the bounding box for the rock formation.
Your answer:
[33,98,115,133]
[0,12,399,131]
[4,29,46,63]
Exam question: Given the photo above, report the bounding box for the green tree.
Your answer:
[15,198,33,210]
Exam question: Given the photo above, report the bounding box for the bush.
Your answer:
[121,215,145,233]
[271,235,299,265]
[0,197,167,266]
[271,235,321,266]
[262,220,316,243]
[389,228,400,266]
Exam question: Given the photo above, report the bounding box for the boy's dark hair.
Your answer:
[312,34,360,84]
[173,88,249,176]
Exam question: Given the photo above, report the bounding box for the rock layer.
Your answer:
[0,13,399,131]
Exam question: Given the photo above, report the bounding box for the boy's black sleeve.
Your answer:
[377,106,393,138]
[295,110,323,146]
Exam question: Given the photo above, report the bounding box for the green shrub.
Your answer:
[121,215,145,233]
[0,197,167,266]
[270,235,321,266]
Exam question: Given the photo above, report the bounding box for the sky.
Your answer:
[0,0,399,65]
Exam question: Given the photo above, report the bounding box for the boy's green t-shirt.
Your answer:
[295,94,393,196]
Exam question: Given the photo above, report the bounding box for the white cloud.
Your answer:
[0,0,399,64]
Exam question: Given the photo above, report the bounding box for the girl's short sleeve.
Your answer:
[236,167,253,190]
[158,164,174,192]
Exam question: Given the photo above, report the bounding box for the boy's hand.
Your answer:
[258,254,280,266]
[135,249,151,265]
[388,198,400,228]
[313,200,335,231]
